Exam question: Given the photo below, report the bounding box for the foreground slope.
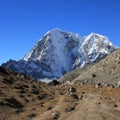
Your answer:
[2,28,116,79]
[0,67,55,120]
[0,67,120,120]
[33,85,120,120]
[60,48,120,85]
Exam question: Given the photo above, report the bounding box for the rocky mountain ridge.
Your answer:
[2,28,117,79]
[60,48,120,86]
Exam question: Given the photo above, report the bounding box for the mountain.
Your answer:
[60,48,120,85]
[2,28,117,79]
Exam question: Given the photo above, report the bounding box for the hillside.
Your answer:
[0,67,56,120]
[0,67,120,120]
[60,48,120,85]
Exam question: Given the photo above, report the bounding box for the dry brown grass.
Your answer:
[0,65,120,120]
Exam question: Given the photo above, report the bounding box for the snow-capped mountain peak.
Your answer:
[2,29,117,79]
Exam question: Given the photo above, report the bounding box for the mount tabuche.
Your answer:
[2,28,117,79]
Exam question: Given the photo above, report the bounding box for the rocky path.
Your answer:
[61,95,120,120]
[33,87,120,120]
[33,95,64,120]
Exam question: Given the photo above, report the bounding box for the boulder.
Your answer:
[48,80,60,86]
[69,86,76,92]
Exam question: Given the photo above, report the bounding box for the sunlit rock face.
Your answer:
[2,28,117,79]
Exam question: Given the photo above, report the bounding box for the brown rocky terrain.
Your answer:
[33,85,120,120]
[60,48,120,85]
[0,49,120,120]
[0,67,56,120]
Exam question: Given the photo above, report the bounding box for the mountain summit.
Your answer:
[2,28,117,79]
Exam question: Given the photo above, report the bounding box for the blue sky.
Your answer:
[0,0,120,65]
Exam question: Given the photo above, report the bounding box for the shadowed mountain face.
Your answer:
[2,28,117,79]
[60,48,120,85]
